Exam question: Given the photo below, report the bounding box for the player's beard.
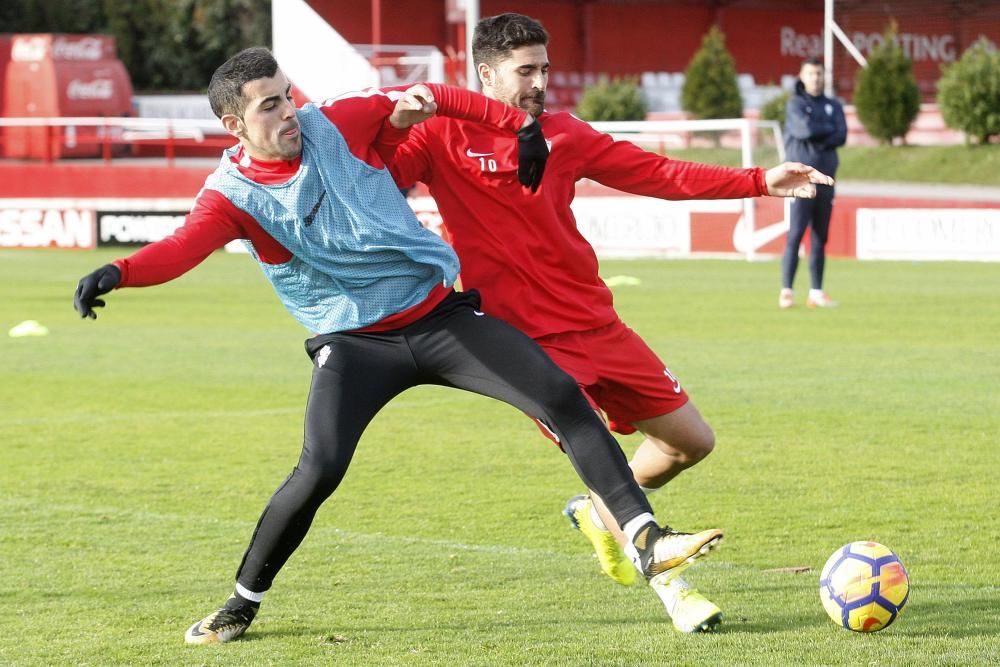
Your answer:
[519,91,545,117]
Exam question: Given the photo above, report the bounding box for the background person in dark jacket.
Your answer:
[781,57,847,309]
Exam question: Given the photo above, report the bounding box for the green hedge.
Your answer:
[681,25,743,120]
[575,77,647,122]
[759,90,790,126]
[937,38,1000,144]
[853,24,920,144]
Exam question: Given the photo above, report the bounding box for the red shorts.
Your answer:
[533,319,689,437]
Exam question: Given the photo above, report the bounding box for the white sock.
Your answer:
[622,513,656,545]
[809,288,824,299]
[589,502,608,531]
[235,582,264,603]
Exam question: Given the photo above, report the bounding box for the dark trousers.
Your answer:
[235,290,650,592]
[782,183,835,290]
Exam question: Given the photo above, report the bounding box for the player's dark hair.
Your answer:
[208,47,279,119]
[802,56,824,68]
[472,13,549,67]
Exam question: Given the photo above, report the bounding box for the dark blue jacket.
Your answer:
[783,80,847,177]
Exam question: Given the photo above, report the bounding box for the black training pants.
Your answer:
[782,183,835,290]
[235,290,650,592]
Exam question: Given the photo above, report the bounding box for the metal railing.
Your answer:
[0,116,231,164]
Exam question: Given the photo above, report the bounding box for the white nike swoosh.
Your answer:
[732,216,790,254]
[473,310,485,316]
[663,369,681,393]
[466,149,495,158]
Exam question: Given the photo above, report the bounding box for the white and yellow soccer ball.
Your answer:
[819,541,910,632]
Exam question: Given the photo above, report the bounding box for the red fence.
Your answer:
[0,116,234,162]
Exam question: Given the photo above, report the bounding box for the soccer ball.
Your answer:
[819,541,909,632]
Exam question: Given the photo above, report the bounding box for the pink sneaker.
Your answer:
[778,288,794,309]
[807,291,838,308]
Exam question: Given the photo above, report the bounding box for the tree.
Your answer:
[853,23,920,144]
[575,77,647,122]
[0,0,271,92]
[937,38,1000,145]
[0,0,105,34]
[681,25,743,121]
[103,0,272,92]
[759,90,790,127]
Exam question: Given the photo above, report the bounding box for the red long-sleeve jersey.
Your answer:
[110,84,526,331]
[385,110,768,338]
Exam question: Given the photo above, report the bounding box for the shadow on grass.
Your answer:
[899,594,1000,639]
[694,592,1000,638]
[232,582,1000,642]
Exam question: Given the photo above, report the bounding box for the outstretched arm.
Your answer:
[579,120,767,199]
[73,190,249,320]
[577,117,831,200]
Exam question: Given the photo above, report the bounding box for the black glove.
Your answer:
[516,118,548,193]
[74,264,121,319]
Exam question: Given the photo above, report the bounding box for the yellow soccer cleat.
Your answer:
[628,523,723,584]
[650,576,723,633]
[563,494,637,586]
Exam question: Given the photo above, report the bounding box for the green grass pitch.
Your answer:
[2,249,998,666]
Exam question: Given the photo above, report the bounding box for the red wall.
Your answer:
[585,3,712,75]
[719,8,822,86]
[0,162,211,198]
[306,1,1000,104]
[309,0,447,47]
[0,35,12,112]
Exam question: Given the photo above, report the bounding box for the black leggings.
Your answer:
[783,183,835,290]
[235,290,650,592]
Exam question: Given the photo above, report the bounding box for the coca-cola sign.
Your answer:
[10,35,111,62]
[67,79,114,100]
[11,36,48,62]
[52,36,106,61]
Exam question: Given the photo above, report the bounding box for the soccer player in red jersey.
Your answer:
[73,48,726,645]
[380,14,833,633]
